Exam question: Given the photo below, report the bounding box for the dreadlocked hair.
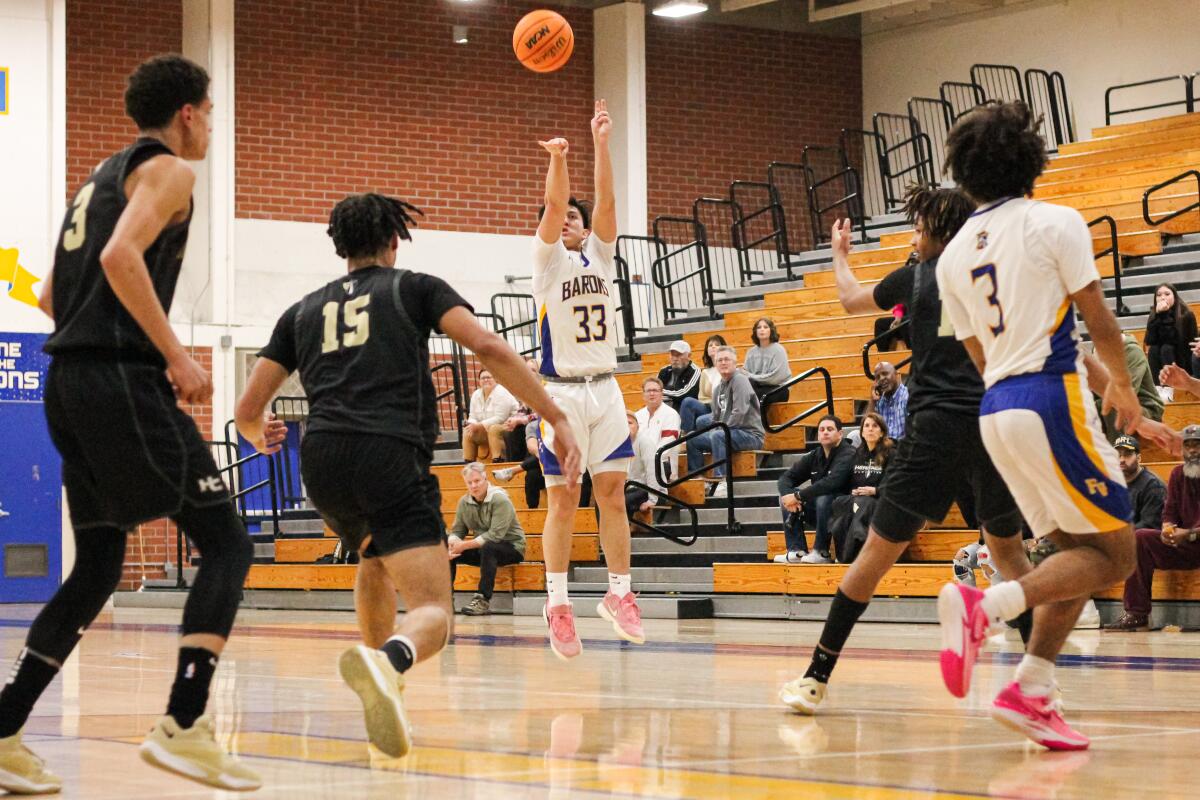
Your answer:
[327,193,424,260]
[902,185,975,246]
[944,101,1047,202]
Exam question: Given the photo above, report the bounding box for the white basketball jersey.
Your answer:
[936,198,1100,388]
[532,234,619,378]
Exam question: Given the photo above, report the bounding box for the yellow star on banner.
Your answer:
[0,247,41,308]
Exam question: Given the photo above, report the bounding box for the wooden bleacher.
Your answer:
[246,112,1200,609]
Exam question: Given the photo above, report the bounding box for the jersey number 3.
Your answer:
[321,296,371,353]
[970,263,1006,336]
[573,304,607,342]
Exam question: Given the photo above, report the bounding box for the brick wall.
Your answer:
[645,19,862,224]
[66,0,182,198]
[234,0,596,234]
[121,347,213,590]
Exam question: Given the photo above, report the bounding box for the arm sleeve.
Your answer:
[467,390,483,424]
[1162,473,1180,527]
[1049,208,1101,295]
[585,233,618,280]
[872,266,913,312]
[478,496,519,543]
[937,265,976,343]
[777,453,810,494]
[799,445,856,500]
[1136,479,1166,531]
[449,499,469,538]
[728,375,757,426]
[404,273,473,334]
[257,302,302,374]
[663,364,701,400]
[744,346,788,383]
[698,370,712,404]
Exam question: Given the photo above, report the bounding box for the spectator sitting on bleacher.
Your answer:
[679,334,726,433]
[829,413,894,564]
[1091,333,1163,442]
[1115,435,1166,531]
[744,317,792,416]
[625,412,660,517]
[634,377,681,487]
[501,357,541,464]
[657,340,700,410]
[1145,283,1197,403]
[774,414,856,565]
[448,462,527,616]
[463,368,519,462]
[866,361,908,440]
[687,345,765,499]
[1105,425,1200,631]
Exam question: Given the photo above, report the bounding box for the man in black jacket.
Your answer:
[657,340,700,410]
[1115,435,1166,530]
[774,415,856,564]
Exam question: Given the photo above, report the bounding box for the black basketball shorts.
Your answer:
[300,432,446,558]
[872,408,1022,542]
[44,357,232,531]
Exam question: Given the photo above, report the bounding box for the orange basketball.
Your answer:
[513,10,574,73]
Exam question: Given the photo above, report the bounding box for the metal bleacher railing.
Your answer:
[1105,73,1196,126]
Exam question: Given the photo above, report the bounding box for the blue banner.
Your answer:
[0,332,62,603]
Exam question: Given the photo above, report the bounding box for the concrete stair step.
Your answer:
[572,566,712,586]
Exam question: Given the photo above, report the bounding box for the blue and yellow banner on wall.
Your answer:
[0,248,40,308]
[0,67,7,114]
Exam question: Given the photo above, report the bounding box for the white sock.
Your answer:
[609,572,631,598]
[981,580,1027,627]
[546,572,570,607]
[1015,654,1055,697]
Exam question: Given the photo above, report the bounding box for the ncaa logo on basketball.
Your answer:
[524,25,550,51]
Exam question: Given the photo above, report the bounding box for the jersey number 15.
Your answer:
[322,296,371,353]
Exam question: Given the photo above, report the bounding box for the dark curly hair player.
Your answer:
[0,54,261,793]
[934,100,1181,750]
[236,192,580,758]
[778,180,1031,718]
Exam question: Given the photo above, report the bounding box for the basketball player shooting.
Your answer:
[533,100,643,659]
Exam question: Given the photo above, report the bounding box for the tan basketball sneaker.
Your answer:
[339,645,412,758]
[0,730,61,794]
[138,715,261,791]
[779,676,828,715]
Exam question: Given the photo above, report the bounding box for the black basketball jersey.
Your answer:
[873,254,984,416]
[45,138,192,363]
[259,267,471,455]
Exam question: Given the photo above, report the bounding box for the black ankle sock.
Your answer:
[804,590,870,683]
[166,647,218,729]
[381,637,415,674]
[0,649,59,738]
[1015,609,1033,646]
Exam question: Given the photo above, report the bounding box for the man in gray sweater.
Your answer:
[686,346,765,498]
[448,462,527,616]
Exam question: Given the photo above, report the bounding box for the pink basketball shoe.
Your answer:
[992,681,1090,751]
[937,582,991,698]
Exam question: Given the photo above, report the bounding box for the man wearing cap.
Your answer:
[657,341,701,411]
[1106,424,1200,631]
[1115,435,1166,531]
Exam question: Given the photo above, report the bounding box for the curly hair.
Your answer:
[537,196,591,230]
[124,54,210,130]
[749,317,780,345]
[944,101,1047,202]
[701,333,727,368]
[902,185,974,245]
[327,193,423,259]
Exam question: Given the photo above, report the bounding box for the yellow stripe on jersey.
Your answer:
[1056,372,1128,531]
[1047,298,1070,335]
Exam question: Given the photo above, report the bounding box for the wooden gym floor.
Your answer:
[3,604,1198,798]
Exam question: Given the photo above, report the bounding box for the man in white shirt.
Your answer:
[463,368,518,462]
[634,377,681,491]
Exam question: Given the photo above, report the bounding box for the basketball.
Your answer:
[512,10,574,73]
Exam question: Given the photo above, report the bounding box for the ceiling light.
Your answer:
[653,1,708,18]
